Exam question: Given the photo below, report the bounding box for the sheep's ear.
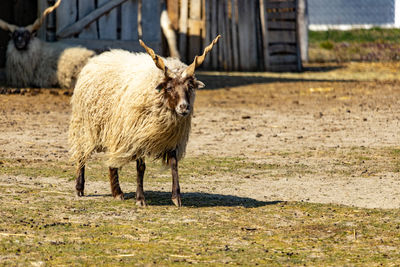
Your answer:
[196,81,205,89]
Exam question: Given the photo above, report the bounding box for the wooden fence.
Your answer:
[167,0,304,71]
[35,0,305,71]
[37,0,162,53]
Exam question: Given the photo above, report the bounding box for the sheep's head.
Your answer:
[0,0,61,50]
[139,35,220,117]
[11,29,31,50]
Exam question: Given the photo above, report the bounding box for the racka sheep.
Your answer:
[0,0,95,89]
[69,35,220,206]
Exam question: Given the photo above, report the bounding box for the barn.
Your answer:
[0,0,307,72]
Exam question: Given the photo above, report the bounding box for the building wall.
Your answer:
[309,0,397,29]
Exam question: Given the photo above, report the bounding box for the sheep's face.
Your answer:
[139,36,219,117]
[12,29,32,51]
[158,76,204,117]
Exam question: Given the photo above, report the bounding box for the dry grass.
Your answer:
[1,149,400,265]
[1,61,400,265]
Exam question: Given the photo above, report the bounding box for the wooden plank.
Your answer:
[137,0,142,38]
[237,0,257,71]
[78,0,98,39]
[268,21,296,30]
[56,0,77,35]
[265,2,296,9]
[142,0,161,42]
[230,0,239,71]
[188,0,202,61]
[166,0,179,30]
[268,30,296,43]
[202,0,206,39]
[188,19,205,30]
[179,0,188,62]
[297,0,308,63]
[203,0,212,68]
[269,54,297,64]
[268,44,297,54]
[121,0,138,40]
[37,0,47,40]
[60,39,161,53]
[217,0,226,70]
[267,11,296,20]
[223,0,232,70]
[57,0,128,38]
[259,0,269,70]
[98,0,118,40]
[210,0,218,69]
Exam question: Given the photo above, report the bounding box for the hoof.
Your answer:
[76,190,84,197]
[136,199,147,207]
[172,197,182,207]
[114,193,125,200]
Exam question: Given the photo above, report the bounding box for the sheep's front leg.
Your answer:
[168,150,181,207]
[75,165,85,197]
[136,158,146,206]
[108,168,124,200]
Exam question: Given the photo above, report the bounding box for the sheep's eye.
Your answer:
[166,86,173,92]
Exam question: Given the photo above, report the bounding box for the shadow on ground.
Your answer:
[196,65,349,90]
[90,191,281,208]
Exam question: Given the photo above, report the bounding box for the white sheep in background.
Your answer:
[0,0,95,89]
[69,35,220,207]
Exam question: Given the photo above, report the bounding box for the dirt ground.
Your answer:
[0,62,399,209]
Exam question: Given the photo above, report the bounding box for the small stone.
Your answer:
[50,90,59,96]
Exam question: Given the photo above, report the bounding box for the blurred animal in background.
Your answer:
[69,35,220,207]
[160,7,180,59]
[0,0,95,89]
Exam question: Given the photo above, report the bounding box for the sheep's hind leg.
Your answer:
[168,150,182,207]
[108,168,124,200]
[136,158,146,206]
[76,165,85,197]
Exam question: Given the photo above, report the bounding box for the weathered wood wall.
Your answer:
[37,0,162,53]
[167,0,304,71]
[264,0,302,71]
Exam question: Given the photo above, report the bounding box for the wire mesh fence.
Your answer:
[308,0,399,29]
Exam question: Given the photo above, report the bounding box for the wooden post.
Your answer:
[259,0,269,70]
[46,0,57,41]
[179,0,188,62]
[297,0,308,63]
[98,0,118,39]
[230,0,239,71]
[78,0,98,39]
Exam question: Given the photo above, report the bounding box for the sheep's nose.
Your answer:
[180,103,190,111]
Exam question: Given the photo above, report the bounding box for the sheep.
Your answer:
[69,35,220,207]
[0,0,95,89]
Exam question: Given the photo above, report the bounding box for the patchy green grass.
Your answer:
[0,146,399,184]
[1,148,400,265]
[1,190,400,265]
[310,28,400,44]
[309,28,400,62]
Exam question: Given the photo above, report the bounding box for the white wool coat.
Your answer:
[6,38,95,88]
[69,50,193,168]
